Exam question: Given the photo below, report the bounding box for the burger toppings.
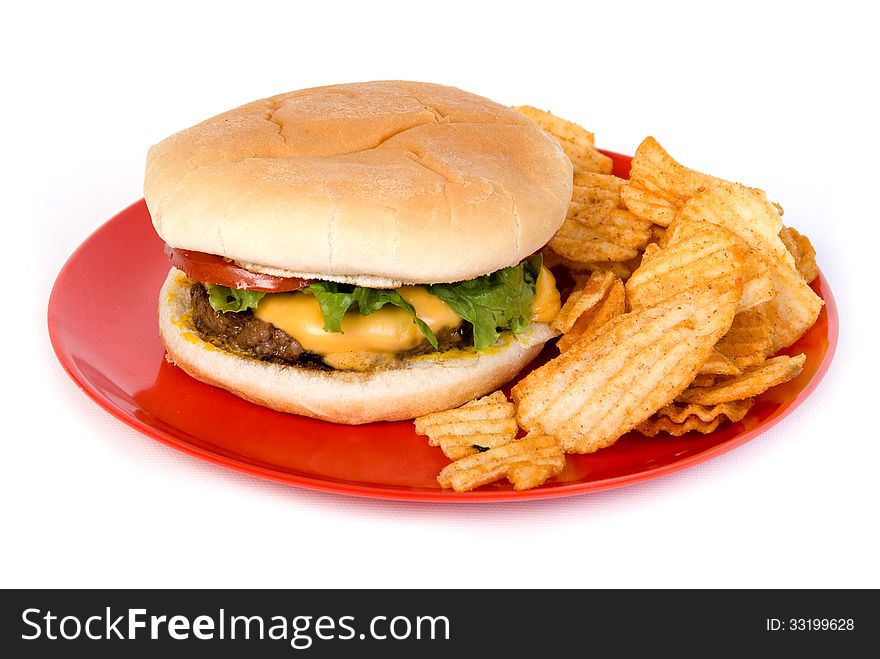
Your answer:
[177,248,561,371]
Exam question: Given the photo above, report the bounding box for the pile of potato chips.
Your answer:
[415,108,823,492]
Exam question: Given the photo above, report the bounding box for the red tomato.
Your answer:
[165,245,310,292]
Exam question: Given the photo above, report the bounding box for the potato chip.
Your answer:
[661,217,774,313]
[636,399,755,436]
[506,462,562,491]
[689,374,717,388]
[572,170,624,197]
[625,220,746,312]
[649,224,667,247]
[698,349,742,376]
[677,183,823,351]
[766,264,823,352]
[556,277,625,353]
[554,256,642,281]
[620,137,726,226]
[414,391,518,460]
[552,271,617,334]
[779,225,819,283]
[714,301,776,369]
[430,433,517,461]
[459,390,508,407]
[514,106,599,149]
[436,431,565,492]
[738,249,777,312]
[550,173,654,264]
[676,354,806,405]
[513,279,741,454]
[677,183,787,261]
[512,105,613,174]
[639,242,662,264]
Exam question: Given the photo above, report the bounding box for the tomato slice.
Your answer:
[165,245,310,292]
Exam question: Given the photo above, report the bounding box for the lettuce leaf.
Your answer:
[427,254,542,350]
[206,284,266,312]
[302,282,439,349]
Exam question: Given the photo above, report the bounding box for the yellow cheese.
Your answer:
[254,286,462,356]
[253,266,561,356]
[531,266,561,323]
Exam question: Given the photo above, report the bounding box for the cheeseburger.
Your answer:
[146,81,572,424]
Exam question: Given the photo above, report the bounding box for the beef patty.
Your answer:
[190,284,304,363]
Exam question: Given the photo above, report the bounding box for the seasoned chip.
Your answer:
[556,277,625,353]
[698,349,742,376]
[415,391,518,460]
[639,242,662,264]
[662,217,774,313]
[738,249,777,312]
[460,390,508,407]
[620,137,726,226]
[636,399,755,436]
[429,432,518,461]
[715,301,776,369]
[779,225,819,283]
[572,170,625,197]
[415,397,514,431]
[556,257,642,282]
[625,220,746,312]
[690,374,717,388]
[514,106,599,149]
[505,463,561,491]
[436,431,565,492]
[512,105,613,174]
[550,173,654,264]
[513,279,741,454]
[677,183,823,351]
[676,183,787,262]
[649,224,668,247]
[676,354,806,405]
[550,212,651,263]
[552,271,617,334]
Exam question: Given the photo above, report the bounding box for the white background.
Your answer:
[4,0,878,589]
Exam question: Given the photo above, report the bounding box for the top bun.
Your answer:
[144,81,573,286]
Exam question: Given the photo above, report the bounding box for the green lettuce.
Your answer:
[302,282,439,349]
[206,284,266,312]
[428,254,542,350]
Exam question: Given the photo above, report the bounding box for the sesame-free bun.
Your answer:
[145,80,572,286]
[159,269,556,424]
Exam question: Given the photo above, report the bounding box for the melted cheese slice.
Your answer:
[254,286,462,356]
[253,266,560,356]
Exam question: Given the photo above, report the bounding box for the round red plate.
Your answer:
[48,152,838,501]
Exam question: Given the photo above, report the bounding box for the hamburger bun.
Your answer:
[147,81,572,424]
[145,80,572,287]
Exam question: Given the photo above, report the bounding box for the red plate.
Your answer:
[48,152,837,501]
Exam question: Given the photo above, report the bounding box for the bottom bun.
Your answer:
[158,268,557,424]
